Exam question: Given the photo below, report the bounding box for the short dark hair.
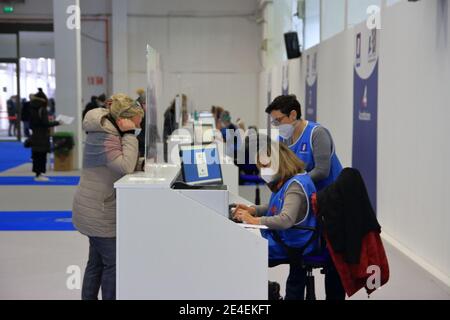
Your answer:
[98,94,107,102]
[265,95,302,120]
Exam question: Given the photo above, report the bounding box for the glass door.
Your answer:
[0,31,20,141]
[0,62,19,140]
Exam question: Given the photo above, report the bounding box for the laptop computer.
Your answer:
[177,143,224,188]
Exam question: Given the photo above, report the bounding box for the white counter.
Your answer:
[114,167,268,300]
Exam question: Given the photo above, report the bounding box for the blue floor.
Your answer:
[0,176,80,186]
[0,211,76,231]
[0,142,31,173]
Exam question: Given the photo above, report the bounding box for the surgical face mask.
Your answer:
[261,167,277,184]
[134,128,142,137]
[278,123,295,140]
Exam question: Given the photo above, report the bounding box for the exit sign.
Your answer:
[3,6,14,13]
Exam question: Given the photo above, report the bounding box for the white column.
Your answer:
[344,0,349,29]
[112,0,128,94]
[53,0,83,169]
[319,0,323,42]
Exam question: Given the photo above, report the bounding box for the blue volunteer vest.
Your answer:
[281,121,343,191]
[261,174,318,261]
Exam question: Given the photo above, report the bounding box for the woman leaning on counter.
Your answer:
[72,93,144,300]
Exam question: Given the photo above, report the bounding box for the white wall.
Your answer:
[126,0,261,129]
[378,0,450,285]
[313,31,354,168]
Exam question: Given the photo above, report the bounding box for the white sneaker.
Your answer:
[34,175,50,182]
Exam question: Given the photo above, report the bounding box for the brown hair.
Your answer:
[257,140,305,182]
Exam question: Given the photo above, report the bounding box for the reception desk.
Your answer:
[114,164,268,300]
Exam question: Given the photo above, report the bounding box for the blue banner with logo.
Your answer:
[305,50,318,122]
[352,27,379,212]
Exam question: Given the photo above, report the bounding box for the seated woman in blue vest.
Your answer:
[233,141,317,300]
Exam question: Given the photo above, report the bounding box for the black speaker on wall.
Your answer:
[284,31,301,59]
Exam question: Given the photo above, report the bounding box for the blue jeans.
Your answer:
[82,237,116,300]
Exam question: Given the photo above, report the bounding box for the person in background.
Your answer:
[82,96,98,121]
[266,94,345,300]
[220,111,242,160]
[72,93,144,300]
[136,88,146,106]
[48,98,56,117]
[135,88,147,157]
[163,94,187,162]
[163,99,176,161]
[21,96,32,138]
[211,105,224,130]
[233,140,318,300]
[29,89,62,182]
[236,118,246,131]
[7,96,17,137]
[97,94,107,108]
[219,111,237,140]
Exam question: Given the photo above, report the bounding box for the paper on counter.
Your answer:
[238,223,269,230]
[56,114,75,125]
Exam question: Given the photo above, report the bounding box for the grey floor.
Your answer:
[0,167,449,300]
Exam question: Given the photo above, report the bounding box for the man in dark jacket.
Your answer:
[82,96,98,121]
[29,89,61,181]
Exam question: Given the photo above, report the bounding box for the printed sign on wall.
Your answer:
[352,26,379,212]
[305,49,318,122]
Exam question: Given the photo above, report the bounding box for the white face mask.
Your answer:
[277,120,297,140]
[134,128,142,137]
[261,167,277,184]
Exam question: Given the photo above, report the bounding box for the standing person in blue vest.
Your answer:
[266,95,342,191]
[233,141,318,300]
[265,94,345,300]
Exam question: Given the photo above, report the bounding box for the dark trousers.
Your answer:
[8,120,17,137]
[22,121,31,138]
[325,262,346,300]
[82,237,116,300]
[285,262,346,300]
[285,264,307,300]
[32,151,47,176]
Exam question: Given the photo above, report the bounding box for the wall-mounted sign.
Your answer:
[87,76,104,86]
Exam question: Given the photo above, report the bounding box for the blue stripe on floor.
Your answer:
[0,211,76,231]
[0,176,80,186]
[0,142,31,173]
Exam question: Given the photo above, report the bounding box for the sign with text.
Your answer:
[305,49,318,122]
[352,26,379,212]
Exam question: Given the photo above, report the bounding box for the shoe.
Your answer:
[34,175,50,182]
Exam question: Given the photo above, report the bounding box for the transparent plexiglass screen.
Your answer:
[145,45,162,164]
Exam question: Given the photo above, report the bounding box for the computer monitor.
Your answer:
[179,143,223,186]
[194,123,214,144]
